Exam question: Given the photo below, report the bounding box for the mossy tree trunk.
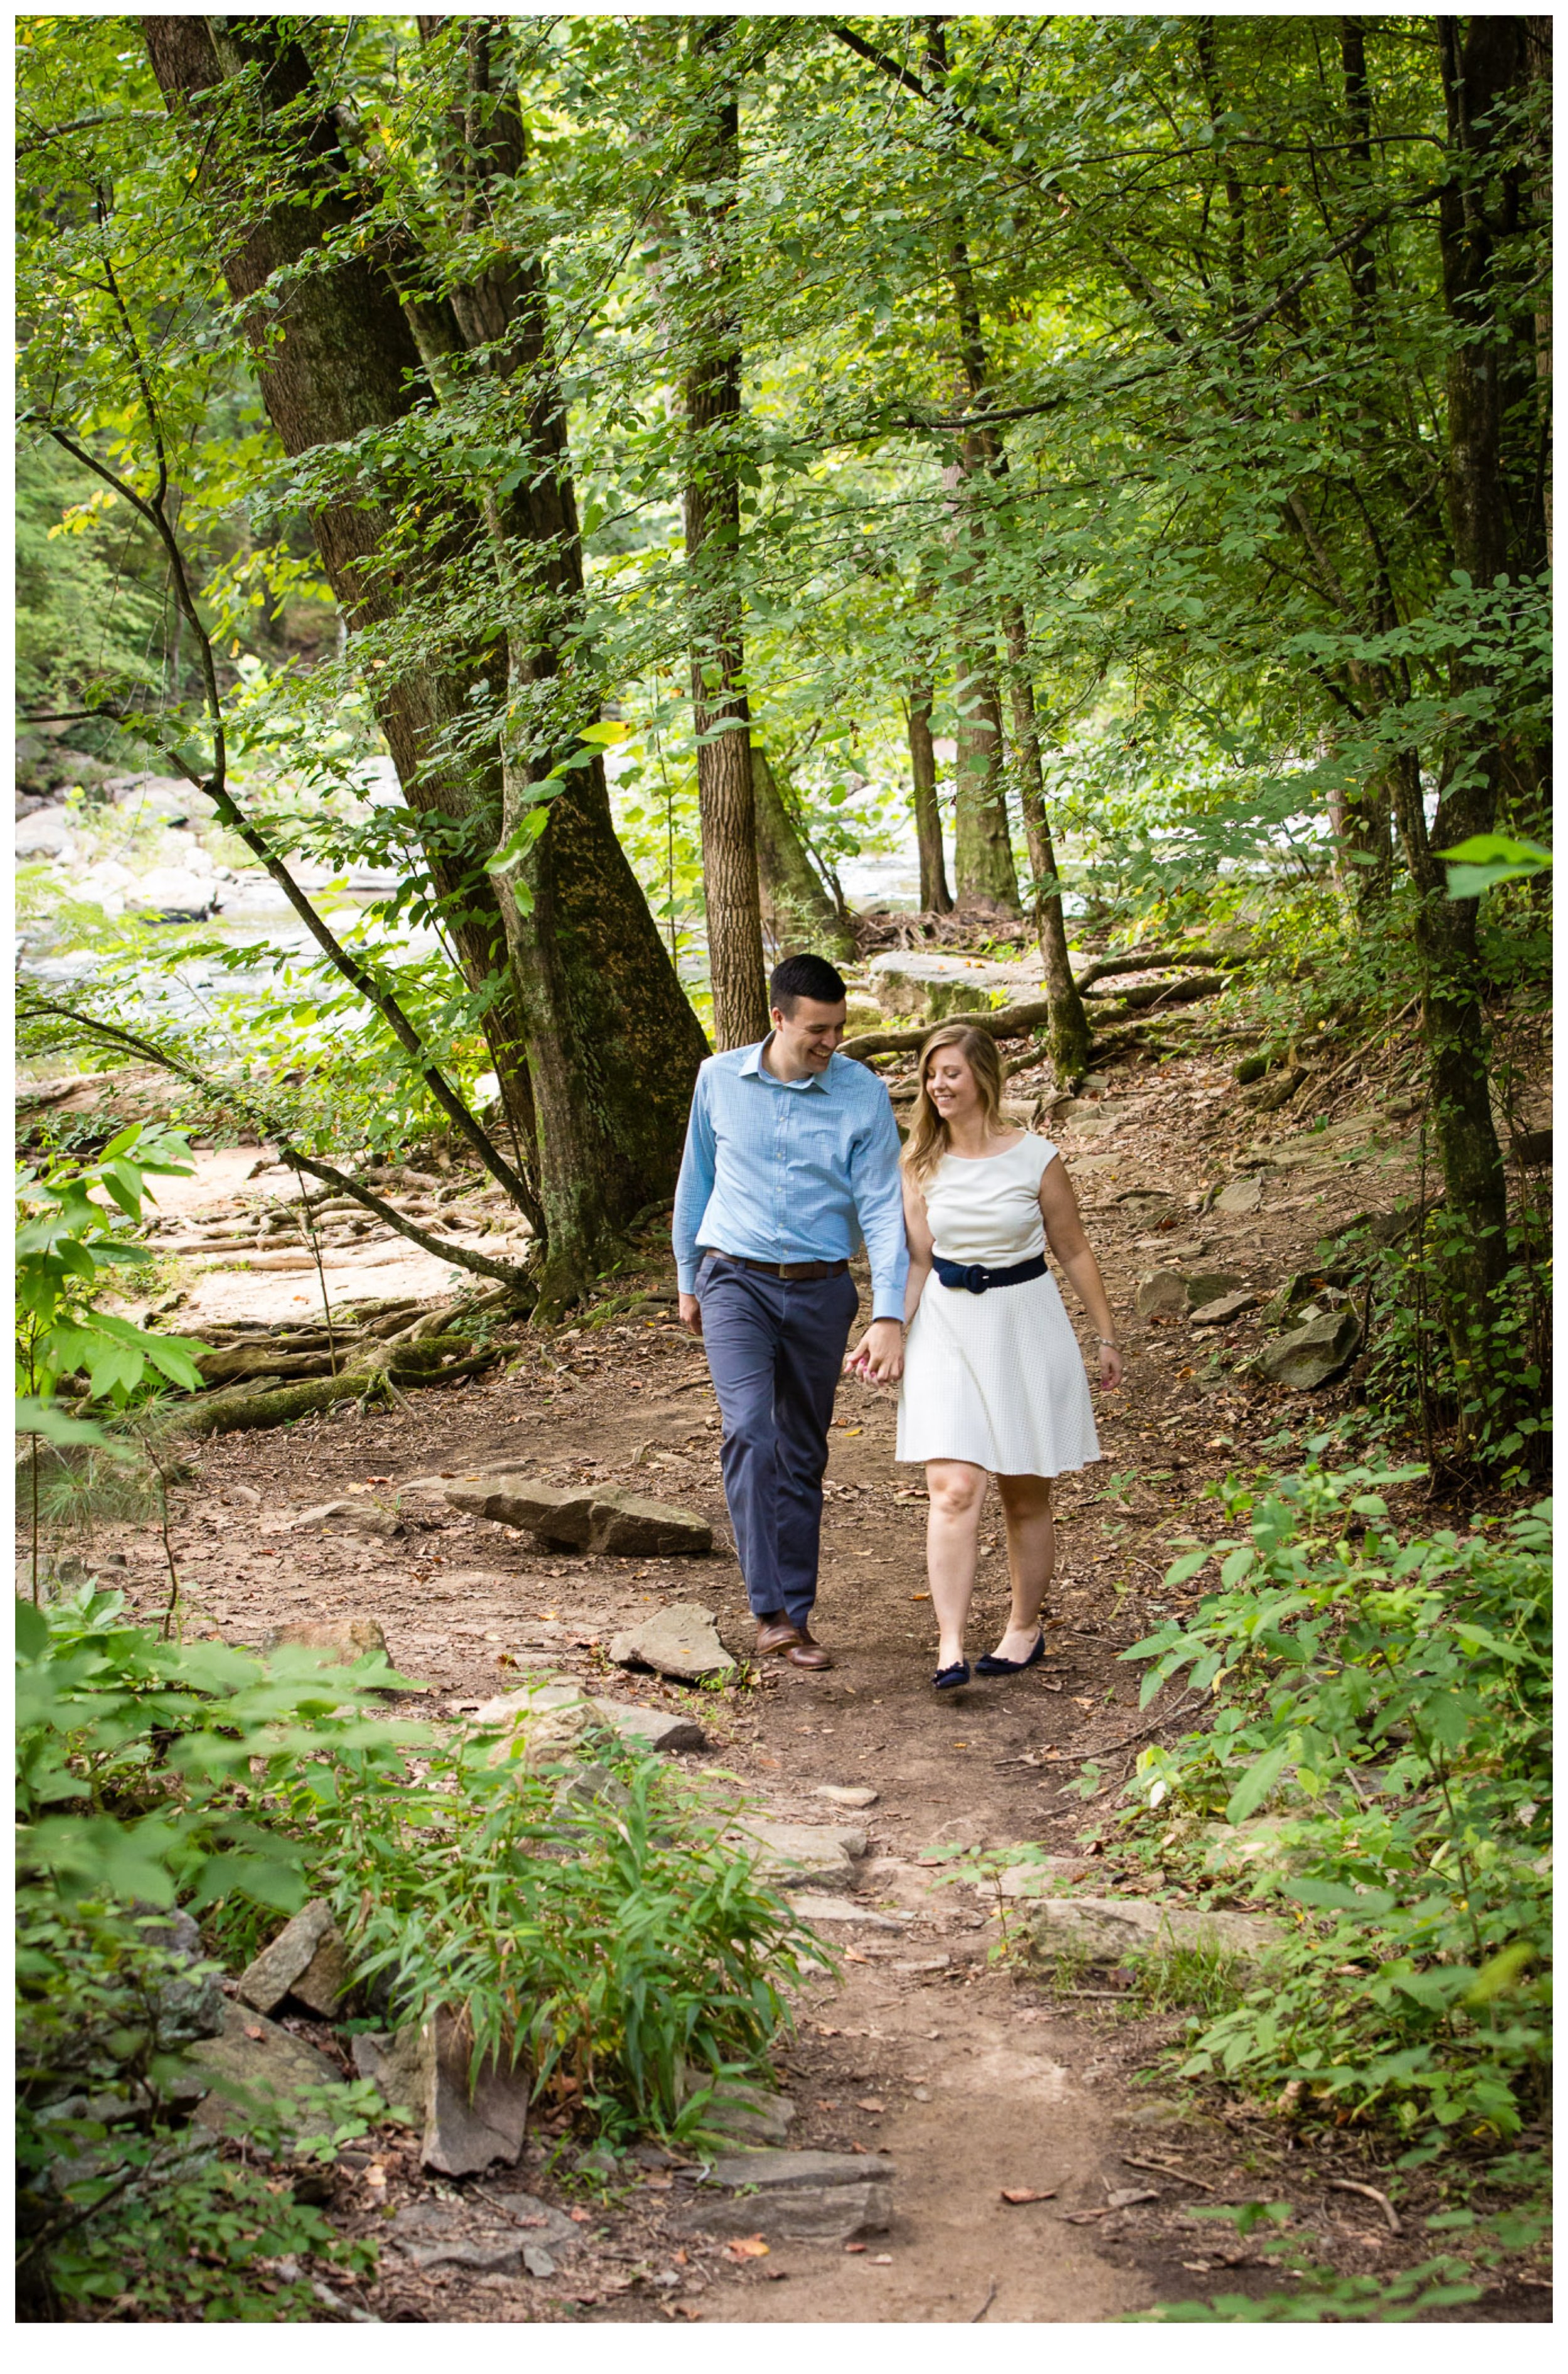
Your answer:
[750,746,856,962]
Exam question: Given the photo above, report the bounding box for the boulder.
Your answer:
[678,2063,797,2148]
[186,2003,347,2143]
[866,948,1038,1020]
[356,2005,531,2176]
[290,1497,403,1539]
[471,1679,595,1769]
[445,1473,598,1544]
[1254,1307,1362,1390]
[107,772,216,823]
[1214,1174,1263,1215]
[1023,1895,1285,1970]
[812,1784,879,1809]
[586,1696,706,1754]
[263,1616,390,1663]
[122,866,219,922]
[135,1905,226,2043]
[1184,1269,1246,1307]
[609,1602,735,1682]
[239,1898,341,2016]
[681,2148,894,2243]
[1190,1288,1261,1328]
[586,1488,712,1557]
[1134,1270,1189,1318]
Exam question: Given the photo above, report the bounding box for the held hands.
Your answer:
[844,1317,904,1387]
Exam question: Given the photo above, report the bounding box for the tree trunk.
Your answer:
[905,684,953,914]
[751,745,855,960]
[140,14,708,1285]
[681,53,769,1048]
[998,637,1093,1082]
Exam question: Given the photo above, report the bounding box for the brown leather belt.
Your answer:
[713,1251,849,1282]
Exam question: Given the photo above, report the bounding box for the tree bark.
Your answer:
[905,683,953,914]
[681,43,769,1048]
[140,13,708,1289]
[751,745,855,960]
[999,639,1093,1082]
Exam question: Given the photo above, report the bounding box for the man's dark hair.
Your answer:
[770,952,848,1015]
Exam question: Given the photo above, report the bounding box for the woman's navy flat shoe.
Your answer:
[933,1660,971,1691]
[975,1630,1046,1677]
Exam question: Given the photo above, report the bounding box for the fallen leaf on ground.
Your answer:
[244,2025,265,2041]
[643,2172,673,2190]
[856,2097,885,2113]
[843,1947,870,1965]
[844,2242,867,2255]
[1106,2186,1160,2210]
[764,2267,789,2281]
[726,2235,770,2260]
[871,2254,893,2264]
[1000,2188,1057,2205]
[567,2206,591,2224]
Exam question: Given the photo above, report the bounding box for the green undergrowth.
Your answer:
[16,1584,811,2318]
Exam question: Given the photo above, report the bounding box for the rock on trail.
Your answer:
[609,1602,734,1681]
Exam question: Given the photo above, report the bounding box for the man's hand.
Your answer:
[679,1292,702,1338]
[844,1317,904,1385]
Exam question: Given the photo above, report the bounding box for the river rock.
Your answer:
[1134,1270,1190,1318]
[1024,1895,1284,1969]
[812,1784,879,1808]
[238,1898,339,2015]
[609,1602,734,1681]
[186,2003,347,2142]
[445,1472,598,1543]
[680,2148,895,2242]
[586,1488,712,1557]
[1190,1287,1261,1327]
[1214,1174,1263,1214]
[16,809,74,861]
[472,1679,595,1769]
[290,1497,403,1539]
[263,1616,390,1663]
[1254,1307,1362,1389]
[140,1905,226,2042]
[866,949,1038,1020]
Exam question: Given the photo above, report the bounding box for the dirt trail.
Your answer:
[46,1041,1472,2322]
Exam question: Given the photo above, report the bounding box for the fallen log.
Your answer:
[840,950,1241,1061]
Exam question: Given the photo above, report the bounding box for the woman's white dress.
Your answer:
[896,1134,1101,1476]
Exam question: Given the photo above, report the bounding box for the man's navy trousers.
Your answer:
[694,1252,859,1631]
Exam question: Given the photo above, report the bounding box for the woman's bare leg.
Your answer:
[925,1459,988,1668]
[992,1472,1054,1659]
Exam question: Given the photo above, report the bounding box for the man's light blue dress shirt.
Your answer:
[672,1040,909,1322]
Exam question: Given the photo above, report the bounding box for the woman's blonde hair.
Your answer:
[901,1023,1006,1185]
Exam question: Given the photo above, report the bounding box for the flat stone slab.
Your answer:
[1184,1269,1248,1307]
[786,1893,907,1930]
[238,1898,353,2018]
[1214,1174,1263,1214]
[731,1820,869,1892]
[812,1784,879,1808]
[386,2193,580,2277]
[1135,1269,1189,1317]
[290,1497,402,1538]
[471,1679,595,1769]
[1190,1287,1261,1327]
[447,1472,711,1557]
[1024,1895,1285,1968]
[610,1603,734,1681]
[586,1695,706,1753]
[261,1616,391,1664]
[866,949,1038,1019]
[680,2148,895,2242]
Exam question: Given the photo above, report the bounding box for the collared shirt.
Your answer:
[672,1038,909,1321]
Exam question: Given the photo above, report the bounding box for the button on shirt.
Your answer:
[672,1040,909,1321]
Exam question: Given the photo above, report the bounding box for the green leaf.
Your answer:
[1224,1740,1291,1825]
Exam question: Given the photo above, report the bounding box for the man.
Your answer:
[674,952,907,1671]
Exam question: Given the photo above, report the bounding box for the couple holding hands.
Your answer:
[674,954,1123,1691]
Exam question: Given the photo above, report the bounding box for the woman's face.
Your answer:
[925,1044,981,1124]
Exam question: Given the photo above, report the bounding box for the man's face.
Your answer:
[771,996,846,1072]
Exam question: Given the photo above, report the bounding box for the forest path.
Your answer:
[77,1038,1435,2320]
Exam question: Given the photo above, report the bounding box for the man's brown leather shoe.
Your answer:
[786,1628,834,1671]
[755,1615,804,1657]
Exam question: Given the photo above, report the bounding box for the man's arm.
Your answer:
[850,1087,911,1322]
[672,1067,716,1298]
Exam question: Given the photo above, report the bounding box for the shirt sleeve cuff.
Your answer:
[676,1259,699,1295]
[870,1291,905,1324]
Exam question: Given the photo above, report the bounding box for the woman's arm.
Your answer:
[1038,1157,1124,1389]
[845,1172,931,1380]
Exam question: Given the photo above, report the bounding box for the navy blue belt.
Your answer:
[933,1253,1047,1294]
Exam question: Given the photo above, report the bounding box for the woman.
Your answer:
[854,1023,1122,1690]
